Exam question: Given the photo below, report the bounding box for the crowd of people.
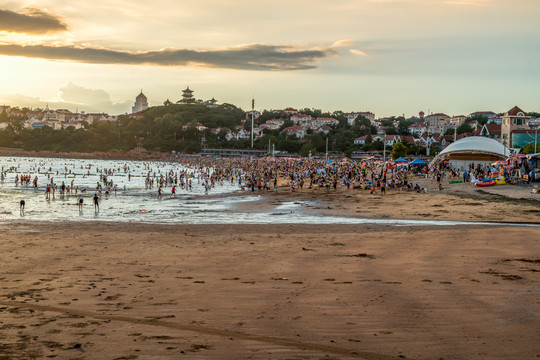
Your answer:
[2,154,536,215]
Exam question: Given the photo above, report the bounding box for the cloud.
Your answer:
[444,0,489,5]
[0,43,336,71]
[350,49,367,56]
[58,82,112,106]
[331,39,355,48]
[0,83,131,114]
[0,8,67,34]
[56,82,131,113]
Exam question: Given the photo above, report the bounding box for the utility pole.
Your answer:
[325,137,329,162]
[383,132,386,165]
[251,98,254,148]
[426,127,430,156]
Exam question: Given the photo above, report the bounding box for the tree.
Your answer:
[469,114,489,126]
[279,119,294,131]
[0,109,8,122]
[258,110,280,123]
[299,142,316,157]
[397,118,413,136]
[391,142,408,160]
[331,110,348,127]
[457,121,473,134]
[369,138,384,151]
[444,128,455,136]
[384,125,398,135]
[351,116,375,136]
[521,143,535,154]
[277,138,301,153]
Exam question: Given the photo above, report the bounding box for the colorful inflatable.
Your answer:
[495,177,506,185]
[475,181,496,187]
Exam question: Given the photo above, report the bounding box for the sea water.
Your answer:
[0,156,537,227]
[0,156,240,223]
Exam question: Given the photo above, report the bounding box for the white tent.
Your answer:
[431,137,514,170]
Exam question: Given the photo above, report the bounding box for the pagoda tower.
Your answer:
[180,86,194,103]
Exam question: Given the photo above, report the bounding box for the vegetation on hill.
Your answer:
[1,103,534,156]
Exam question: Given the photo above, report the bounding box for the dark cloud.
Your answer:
[0,8,67,34]
[0,43,335,71]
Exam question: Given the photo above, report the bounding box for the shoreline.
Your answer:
[2,177,539,225]
[0,148,172,161]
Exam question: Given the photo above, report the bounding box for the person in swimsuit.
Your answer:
[93,193,99,211]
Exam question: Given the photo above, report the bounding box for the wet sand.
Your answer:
[1,220,539,359]
[256,175,540,224]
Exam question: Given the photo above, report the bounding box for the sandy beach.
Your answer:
[1,192,539,360]
[225,175,540,225]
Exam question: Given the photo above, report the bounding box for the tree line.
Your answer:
[0,104,534,156]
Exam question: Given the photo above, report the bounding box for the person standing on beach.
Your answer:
[20,199,25,215]
[78,196,84,211]
[93,193,99,212]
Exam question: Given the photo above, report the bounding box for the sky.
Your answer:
[0,0,539,117]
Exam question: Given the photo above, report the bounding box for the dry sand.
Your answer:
[1,214,539,359]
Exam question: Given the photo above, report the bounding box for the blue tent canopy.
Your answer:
[394,157,407,163]
[409,158,427,165]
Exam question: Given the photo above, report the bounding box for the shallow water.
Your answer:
[0,156,240,223]
[1,156,538,227]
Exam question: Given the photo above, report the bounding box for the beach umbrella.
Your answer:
[394,157,407,163]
